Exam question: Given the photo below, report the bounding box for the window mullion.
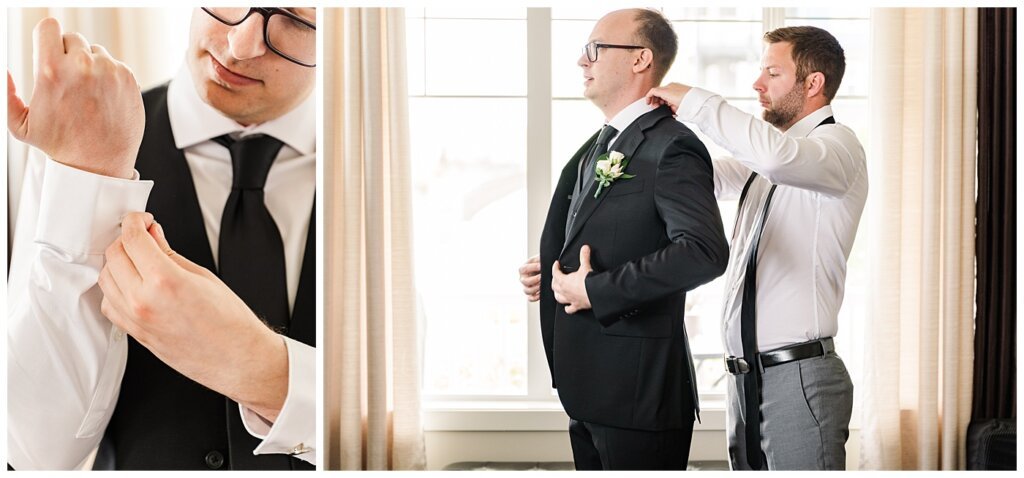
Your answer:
[526,7,554,401]
[763,7,786,33]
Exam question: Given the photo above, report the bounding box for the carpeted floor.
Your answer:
[443,460,730,471]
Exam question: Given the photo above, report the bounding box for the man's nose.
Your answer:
[752,76,766,93]
[226,13,267,61]
[578,50,590,68]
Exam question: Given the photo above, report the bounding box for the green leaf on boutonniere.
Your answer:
[593,150,636,198]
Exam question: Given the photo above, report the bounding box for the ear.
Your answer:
[633,48,654,74]
[805,72,826,99]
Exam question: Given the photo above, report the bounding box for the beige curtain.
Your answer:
[860,8,977,471]
[324,7,426,471]
[7,7,190,238]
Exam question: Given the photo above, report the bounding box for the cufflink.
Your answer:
[290,443,312,455]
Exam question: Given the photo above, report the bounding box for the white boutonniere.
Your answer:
[593,151,635,198]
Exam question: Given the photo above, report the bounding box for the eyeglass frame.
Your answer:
[201,7,316,68]
[582,41,647,63]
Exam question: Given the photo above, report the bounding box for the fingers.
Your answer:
[644,87,659,104]
[119,212,177,279]
[89,43,111,57]
[7,71,28,140]
[150,222,212,277]
[32,17,63,66]
[62,32,90,55]
[98,265,130,326]
[519,255,541,297]
[518,257,541,276]
[103,236,142,293]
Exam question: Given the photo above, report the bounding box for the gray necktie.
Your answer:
[566,124,618,235]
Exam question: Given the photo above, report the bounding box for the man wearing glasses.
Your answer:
[7,8,316,470]
[518,9,727,470]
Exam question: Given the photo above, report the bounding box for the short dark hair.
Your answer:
[764,26,846,101]
[632,9,677,83]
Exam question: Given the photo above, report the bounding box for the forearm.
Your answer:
[679,88,855,195]
[238,338,316,464]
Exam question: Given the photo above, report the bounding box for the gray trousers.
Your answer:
[726,352,853,470]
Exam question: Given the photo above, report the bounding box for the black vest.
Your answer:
[94,84,316,470]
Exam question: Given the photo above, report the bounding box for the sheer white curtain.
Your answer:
[7,7,190,236]
[860,7,978,471]
[323,7,426,471]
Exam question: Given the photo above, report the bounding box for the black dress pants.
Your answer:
[568,418,694,470]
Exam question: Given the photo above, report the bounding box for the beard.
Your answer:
[762,83,806,129]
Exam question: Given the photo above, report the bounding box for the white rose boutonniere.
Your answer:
[593,150,635,198]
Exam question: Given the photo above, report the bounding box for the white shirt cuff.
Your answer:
[238,336,316,465]
[36,158,153,256]
[676,87,719,123]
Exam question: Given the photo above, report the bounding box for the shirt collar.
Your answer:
[785,104,835,138]
[167,64,315,155]
[606,97,658,135]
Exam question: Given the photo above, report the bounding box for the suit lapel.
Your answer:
[560,105,672,257]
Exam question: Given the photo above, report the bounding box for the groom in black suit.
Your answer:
[529,9,728,470]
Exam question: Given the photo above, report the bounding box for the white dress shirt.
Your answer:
[605,97,658,150]
[7,65,317,469]
[676,88,868,356]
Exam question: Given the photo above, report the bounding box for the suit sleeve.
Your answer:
[585,135,729,325]
[7,154,153,470]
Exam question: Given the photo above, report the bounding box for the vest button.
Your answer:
[204,450,225,470]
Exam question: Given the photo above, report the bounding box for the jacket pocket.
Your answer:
[607,178,645,197]
[600,314,672,338]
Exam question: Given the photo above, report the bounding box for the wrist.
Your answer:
[52,150,136,180]
[237,327,289,422]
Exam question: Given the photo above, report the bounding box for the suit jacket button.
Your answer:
[204,450,225,470]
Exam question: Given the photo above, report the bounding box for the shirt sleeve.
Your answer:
[712,156,752,201]
[677,87,864,198]
[7,154,153,470]
[238,336,316,465]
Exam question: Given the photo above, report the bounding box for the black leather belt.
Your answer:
[725,337,835,375]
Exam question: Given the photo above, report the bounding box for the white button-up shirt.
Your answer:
[7,65,316,469]
[676,88,868,356]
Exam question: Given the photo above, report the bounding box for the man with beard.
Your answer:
[7,8,315,470]
[644,26,867,470]
[522,25,867,470]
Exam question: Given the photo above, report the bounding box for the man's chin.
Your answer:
[199,82,262,124]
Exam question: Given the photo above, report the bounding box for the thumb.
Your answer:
[7,71,29,141]
[149,222,208,277]
[579,245,592,271]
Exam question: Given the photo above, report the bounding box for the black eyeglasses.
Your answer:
[202,7,316,67]
[582,41,646,63]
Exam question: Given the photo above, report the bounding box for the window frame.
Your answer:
[412,7,869,431]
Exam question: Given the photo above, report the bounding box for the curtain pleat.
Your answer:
[324,7,426,471]
[860,7,977,471]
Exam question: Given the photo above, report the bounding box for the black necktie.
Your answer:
[566,124,618,234]
[737,115,835,470]
[214,133,290,332]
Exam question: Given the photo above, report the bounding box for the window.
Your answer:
[408,7,871,408]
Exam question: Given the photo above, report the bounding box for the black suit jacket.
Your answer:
[94,84,316,470]
[539,105,728,431]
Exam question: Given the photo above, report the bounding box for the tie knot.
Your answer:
[595,124,618,150]
[215,134,285,190]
